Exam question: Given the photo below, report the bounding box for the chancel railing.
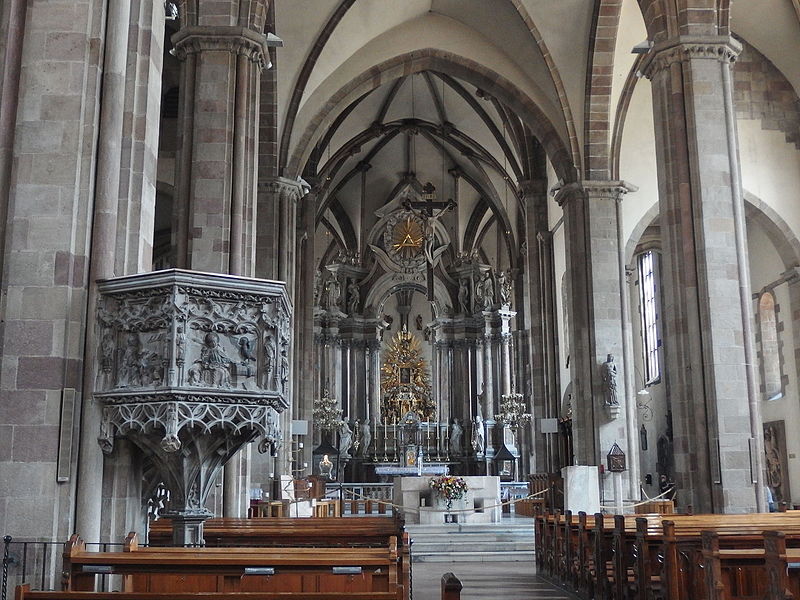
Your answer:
[325,483,395,515]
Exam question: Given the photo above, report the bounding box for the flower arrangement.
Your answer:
[429,475,468,511]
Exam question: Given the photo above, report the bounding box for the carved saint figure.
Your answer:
[339,420,353,459]
[175,326,186,365]
[481,271,495,310]
[498,270,512,307]
[360,419,372,456]
[313,270,323,306]
[458,278,470,314]
[325,276,341,311]
[279,345,290,393]
[263,333,276,389]
[118,333,143,387]
[601,353,618,406]
[450,418,463,456]
[189,332,232,388]
[347,279,360,314]
[472,406,485,454]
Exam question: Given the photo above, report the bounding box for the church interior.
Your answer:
[2,0,800,598]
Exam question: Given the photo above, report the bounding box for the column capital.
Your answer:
[172,26,269,69]
[553,180,638,207]
[641,35,742,80]
[257,176,307,203]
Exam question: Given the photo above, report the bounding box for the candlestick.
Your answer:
[392,416,398,462]
[426,418,430,460]
[383,416,389,462]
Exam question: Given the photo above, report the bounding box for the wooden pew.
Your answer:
[148,515,404,547]
[62,534,405,599]
[18,588,400,600]
[535,509,800,600]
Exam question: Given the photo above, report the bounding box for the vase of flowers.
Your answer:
[429,475,468,512]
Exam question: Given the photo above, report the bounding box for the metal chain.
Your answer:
[2,536,13,600]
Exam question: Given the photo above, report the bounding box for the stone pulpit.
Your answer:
[94,269,291,544]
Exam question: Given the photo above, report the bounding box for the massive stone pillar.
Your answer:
[169,6,286,517]
[556,181,640,497]
[519,180,557,474]
[172,20,269,275]
[642,36,764,513]
[0,0,165,547]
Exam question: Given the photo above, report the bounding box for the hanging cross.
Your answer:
[403,182,456,301]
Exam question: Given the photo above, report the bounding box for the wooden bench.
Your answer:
[18,588,401,600]
[62,534,405,599]
[148,516,404,548]
[534,509,800,600]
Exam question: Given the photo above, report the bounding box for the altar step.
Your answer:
[406,519,535,563]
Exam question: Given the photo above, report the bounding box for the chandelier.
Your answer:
[495,389,532,430]
[313,386,343,431]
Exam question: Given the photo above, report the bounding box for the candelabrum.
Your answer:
[313,385,343,432]
[495,389,532,443]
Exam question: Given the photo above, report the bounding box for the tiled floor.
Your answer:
[411,561,578,599]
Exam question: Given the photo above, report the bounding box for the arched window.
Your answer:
[758,292,783,400]
[637,251,661,384]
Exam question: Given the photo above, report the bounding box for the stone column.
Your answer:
[555,181,639,497]
[519,180,553,473]
[172,25,268,274]
[642,36,764,513]
[170,15,273,516]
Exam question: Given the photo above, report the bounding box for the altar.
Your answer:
[392,475,501,524]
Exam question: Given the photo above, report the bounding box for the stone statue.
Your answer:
[498,270,512,307]
[415,314,423,331]
[471,406,484,454]
[360,419,372,456]
[601,353,618,406]
[481,271,495,310]
[263,333,275,388]
[339,420,353,458]
[450,418,463,456]
[347,279,360,314]
[279,345,290,393]
[325,276,341,311]
[458,278,470,313]
[313,270,322,306]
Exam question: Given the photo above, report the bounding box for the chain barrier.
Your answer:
[340,486,549,514]
[600,485,675,514]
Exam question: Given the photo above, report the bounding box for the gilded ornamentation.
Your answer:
[380,328,435,420]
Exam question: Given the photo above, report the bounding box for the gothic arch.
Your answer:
[285,49,577,185]
[363,275,452,319]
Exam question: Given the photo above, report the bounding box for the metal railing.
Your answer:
[1,537,128,600]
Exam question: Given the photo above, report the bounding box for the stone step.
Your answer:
[411,541,535,553]
[406,518,536,562]
[411,550,536,563]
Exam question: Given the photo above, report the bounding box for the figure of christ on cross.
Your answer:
[402,182,456,300]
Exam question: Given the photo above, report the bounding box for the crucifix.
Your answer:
[403,182,456,301]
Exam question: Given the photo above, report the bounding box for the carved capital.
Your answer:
[554,180,638,207]
[257,176,306,203]
[172,26,269,69]
[641,35,742,80]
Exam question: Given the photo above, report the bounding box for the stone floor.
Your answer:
[411,561,578,599]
